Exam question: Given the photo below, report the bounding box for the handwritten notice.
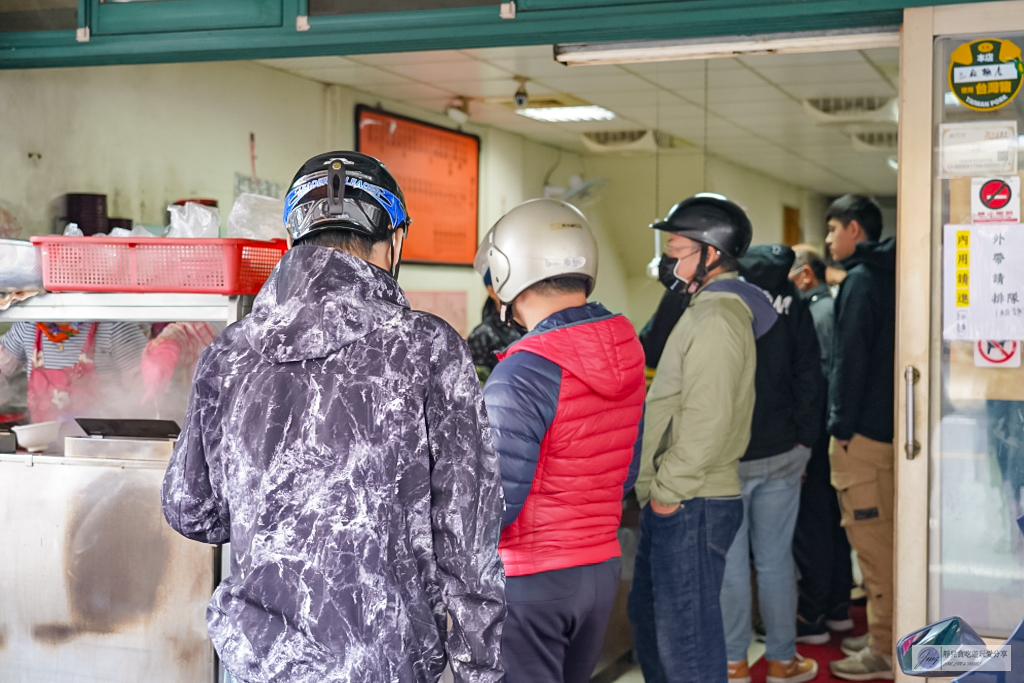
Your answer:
[944,223,1024,340]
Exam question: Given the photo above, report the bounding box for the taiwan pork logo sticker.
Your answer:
[950,38,1024,111]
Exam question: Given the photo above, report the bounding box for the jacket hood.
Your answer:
[701,274,779,339]
[842,237,896,273]
[508,303,644,402]
[243,245,408,363]
[738,244,796,295]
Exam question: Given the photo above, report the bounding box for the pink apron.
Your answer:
[27,323,101,423]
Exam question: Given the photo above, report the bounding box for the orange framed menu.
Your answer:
[356,106,480,266]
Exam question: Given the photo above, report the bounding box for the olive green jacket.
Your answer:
[635,272,758,507]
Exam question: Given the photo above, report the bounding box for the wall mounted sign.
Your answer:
[404,290,469,337]
[971,176,1020,223]
[949,38,1024,111]
[356,106,479,266]
[974,339,1021,367]
[939,121,1018,178]
[943,224,1024,340]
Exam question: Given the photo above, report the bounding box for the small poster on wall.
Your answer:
[943,223,1024,340]
[356,106,479,266]
[405,291,469,338]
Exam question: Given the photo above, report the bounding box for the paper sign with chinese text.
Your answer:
[944,224,1024,340]
[971,176,1020,223]
[939,121,1018,178]
[356,106,479,266]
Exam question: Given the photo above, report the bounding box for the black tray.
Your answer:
[74,418,181,440]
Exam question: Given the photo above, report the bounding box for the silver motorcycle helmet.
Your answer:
[482,198,599,305]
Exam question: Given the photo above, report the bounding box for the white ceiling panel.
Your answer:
[257,56,352,70]
[585,90,687,108]
[774,80,896,99]
[459,45,551,60]
[703,85,792,104]
[349,49,475,67]
[739,51,870,68]
[750,62,883,85]
[258,45,898,211]
[282,65,415,87]
[358,82,458,101]
[379,60,513,83]
[537,73,665,95]
[437,79,557,99]
[710,99,806,119]
[484,58,608,79]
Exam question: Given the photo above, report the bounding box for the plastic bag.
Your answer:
[63,222,84,237]
[0,205,23,239]
[109,227,132,237]
[226,193,286,241]
[167,202,219,238]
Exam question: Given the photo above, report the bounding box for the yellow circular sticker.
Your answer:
[949,38,1024,111]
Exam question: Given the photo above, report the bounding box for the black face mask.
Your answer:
[658,254,687,293]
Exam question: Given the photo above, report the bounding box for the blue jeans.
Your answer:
[720,446,812,663]
[628,496,744,683]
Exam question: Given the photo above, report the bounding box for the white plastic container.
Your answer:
[12,421,61,453]
[0,238,43,291]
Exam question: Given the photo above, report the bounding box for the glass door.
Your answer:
[896,6,1024,660]
[928,29,1024,637]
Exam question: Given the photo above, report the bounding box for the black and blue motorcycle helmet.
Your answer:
[283,151,411,248]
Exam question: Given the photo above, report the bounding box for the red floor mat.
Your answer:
[747,607,888,682]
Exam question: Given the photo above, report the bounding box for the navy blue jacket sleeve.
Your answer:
[482,350,561,529]
[624,404,645,494]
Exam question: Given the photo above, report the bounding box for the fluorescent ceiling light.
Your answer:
[516,105,616,122]
[554,27,900,67]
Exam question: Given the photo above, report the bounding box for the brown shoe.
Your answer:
[727,659,751,683]
[767,654,819,683]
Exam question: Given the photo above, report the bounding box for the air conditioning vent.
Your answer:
[851,131,898,154]
[803,97,898,125]
[581,129,689,154]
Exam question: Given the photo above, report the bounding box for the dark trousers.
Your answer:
[502,558,622,683]
[794,426,853,621]
[628,497,744,683]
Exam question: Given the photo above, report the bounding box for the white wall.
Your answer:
[0,59,828,331]
[583,149,828,328]
[0,61,627,332]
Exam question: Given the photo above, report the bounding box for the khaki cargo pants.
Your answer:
[830,434,894,656]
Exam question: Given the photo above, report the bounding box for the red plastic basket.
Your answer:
[31,236,287,295]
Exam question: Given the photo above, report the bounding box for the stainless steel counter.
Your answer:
[0,452,216,682]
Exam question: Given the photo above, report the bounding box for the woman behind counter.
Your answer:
[0,321,148,422]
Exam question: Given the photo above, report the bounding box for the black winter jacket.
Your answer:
[804,283,834,379]
[738,245,824,460]
[467,298,523,371]
[828,238,896,443]
[162,246,505,683]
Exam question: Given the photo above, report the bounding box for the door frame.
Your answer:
[896,4,1024,680]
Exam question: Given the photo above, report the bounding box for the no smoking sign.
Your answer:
[974,340,1022,367]
[972,176,1020,222]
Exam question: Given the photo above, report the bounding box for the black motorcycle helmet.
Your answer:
[283,151,410,245]
[650,193,752,258]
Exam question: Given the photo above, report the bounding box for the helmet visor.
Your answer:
[284,170,409,241]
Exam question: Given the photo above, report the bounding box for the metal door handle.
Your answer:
[905,366,921,459]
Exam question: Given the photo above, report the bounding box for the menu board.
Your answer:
[356,106,479,266]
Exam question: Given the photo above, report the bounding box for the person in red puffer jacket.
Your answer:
[478,199,646,683]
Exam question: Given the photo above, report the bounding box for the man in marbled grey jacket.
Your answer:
[162,152,506,683]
